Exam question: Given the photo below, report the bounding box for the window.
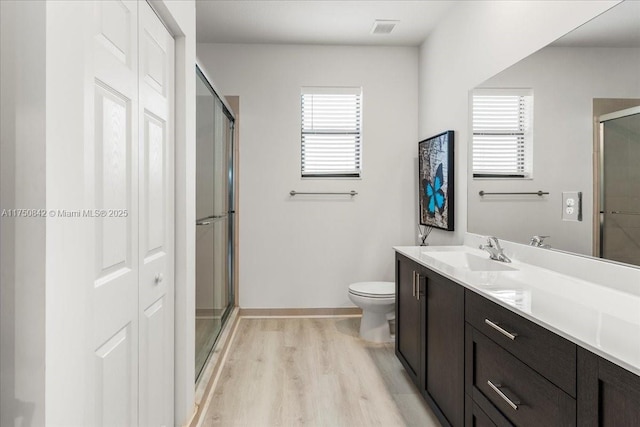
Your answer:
[301,87,362,178]
[472,89,533,178]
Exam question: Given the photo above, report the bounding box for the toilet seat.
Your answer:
[348,281,395,298]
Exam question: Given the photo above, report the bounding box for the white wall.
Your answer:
[469,47,640,254]
[197,44,419,308]
[0,2,46,426]
[1,1,198,425]
[418,0,620,247]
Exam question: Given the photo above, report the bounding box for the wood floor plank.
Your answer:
[200,317,441,427]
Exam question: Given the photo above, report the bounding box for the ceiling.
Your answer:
[196,1,640,48]
[551,0,640,48]
[195,1,457,46]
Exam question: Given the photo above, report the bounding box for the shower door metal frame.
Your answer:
[597,105,640,260]
[195,64,236,381]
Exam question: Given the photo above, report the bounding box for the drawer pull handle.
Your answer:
[487,380,520,411]
[485,319,518,340]
[412,271,416,297]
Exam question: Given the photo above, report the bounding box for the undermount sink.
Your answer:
[423,251,517,272]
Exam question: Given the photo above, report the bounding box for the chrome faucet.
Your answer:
[529,235,550,248]
[479,236,512,263]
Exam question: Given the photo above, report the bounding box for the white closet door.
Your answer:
[138,2,175,426]
[90,1,139,425]
[88,1,175,425]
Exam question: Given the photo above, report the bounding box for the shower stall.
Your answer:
[599,106,640,266]
[195,66,235,381]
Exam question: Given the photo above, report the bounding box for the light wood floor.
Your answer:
[199,317,441,426]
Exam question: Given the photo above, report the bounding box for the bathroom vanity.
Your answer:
[395,240,640,427]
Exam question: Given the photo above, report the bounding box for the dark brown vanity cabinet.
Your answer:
[426,268,465,427]
[395,253,464,427]
[465,326,576,426]
[465,394,511,427]
[395,251,640,427]
[578,348,640,426]
[465,290,577,427]
[464,289,640,427]
[396,253,423,385]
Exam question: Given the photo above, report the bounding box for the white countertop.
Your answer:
[394,244,640,377]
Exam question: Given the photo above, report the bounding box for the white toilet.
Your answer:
[348,281,395,343]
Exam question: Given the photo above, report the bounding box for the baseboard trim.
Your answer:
[238,307,362,317]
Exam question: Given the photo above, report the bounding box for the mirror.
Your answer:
[467,0,640,265]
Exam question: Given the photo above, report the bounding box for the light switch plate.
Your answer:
[562,191,582,221]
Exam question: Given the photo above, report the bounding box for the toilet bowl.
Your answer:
[348,282,395,343]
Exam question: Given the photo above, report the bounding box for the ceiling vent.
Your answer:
[371,20,399,35]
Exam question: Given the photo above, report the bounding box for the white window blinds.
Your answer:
[472,90,533,177]
[301,87,362,178]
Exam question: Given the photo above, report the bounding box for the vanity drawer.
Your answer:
[465,393,514,427]
[466,326,576,427]
[465,290,576,396]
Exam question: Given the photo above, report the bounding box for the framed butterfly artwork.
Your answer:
[419,131,454,231]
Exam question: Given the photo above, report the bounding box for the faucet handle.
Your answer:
[486,236,501,249]
[530,235,550,247]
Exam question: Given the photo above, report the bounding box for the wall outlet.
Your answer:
[562,191,582,221]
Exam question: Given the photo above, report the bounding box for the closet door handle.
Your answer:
[485,319,518,340]
[487,380,521,411]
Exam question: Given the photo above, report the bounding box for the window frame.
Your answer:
[300,86,363,179]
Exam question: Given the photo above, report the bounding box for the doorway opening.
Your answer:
[597,104,640,266]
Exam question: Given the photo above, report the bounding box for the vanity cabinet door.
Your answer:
[578,348,640,426]
[395,254,423,385]
[426,270,465,427]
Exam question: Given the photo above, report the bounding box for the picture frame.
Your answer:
[419,130,454,231]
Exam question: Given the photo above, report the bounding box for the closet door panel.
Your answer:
[138,2,175,426]
[89,1,139,425]
[94,325,134,427]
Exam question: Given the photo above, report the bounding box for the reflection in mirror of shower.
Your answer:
[602,111,640,266]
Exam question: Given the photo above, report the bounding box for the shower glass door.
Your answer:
[600,107,640,266]
[195,66,235,380]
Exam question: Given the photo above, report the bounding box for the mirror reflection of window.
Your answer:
[472,88,533,179]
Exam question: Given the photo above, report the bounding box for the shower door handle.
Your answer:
[196,214,228,225]
[610,211,640,215]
